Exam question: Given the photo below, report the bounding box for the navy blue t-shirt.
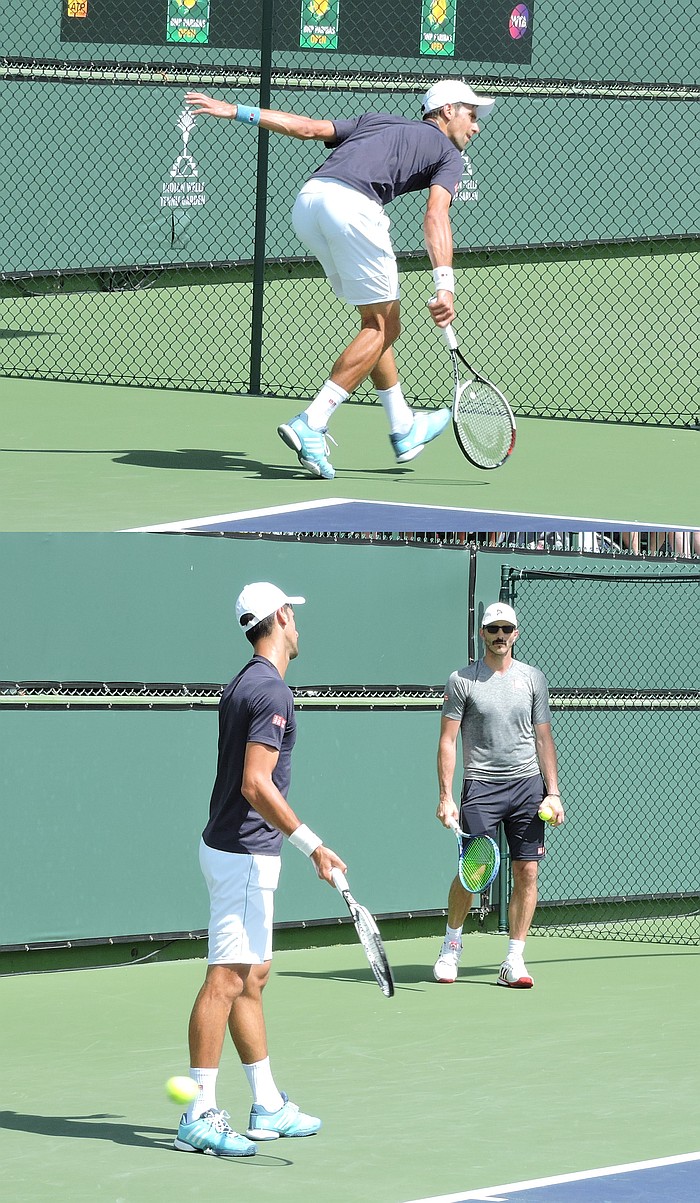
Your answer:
[202,655,296,855]
[312,113,464,206]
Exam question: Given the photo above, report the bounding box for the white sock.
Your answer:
[507,939,526,962]
[186,1067,218,1121]
[304,380,349,429]
[446,924,463,944]
[243,1057,284,1113]
[376,383,413,435]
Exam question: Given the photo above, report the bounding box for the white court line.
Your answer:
[401,1151,700,1202]
[123,498,692,533]
[123,497,351,531]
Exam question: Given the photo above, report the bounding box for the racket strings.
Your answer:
[455,380,514,467]
[459,835,499,893]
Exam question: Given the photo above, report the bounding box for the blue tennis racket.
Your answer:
[449,820,500,893]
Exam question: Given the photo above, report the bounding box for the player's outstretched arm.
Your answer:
[185,91,335,140]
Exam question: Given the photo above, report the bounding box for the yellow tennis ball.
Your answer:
[165,1075,199,1105]
[538,804,554,823]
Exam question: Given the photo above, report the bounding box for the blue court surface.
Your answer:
[126,499,691,534]
[403,1152,700,1202]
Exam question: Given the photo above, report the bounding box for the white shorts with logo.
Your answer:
[199,839,282,965]
[292,177,400,306]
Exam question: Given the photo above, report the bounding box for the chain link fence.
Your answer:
[2,1,699,427]
[500,564,700,944]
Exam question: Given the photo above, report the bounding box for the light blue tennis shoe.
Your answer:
[246,1092,321,1140]
[173,1108,257,1157]
[390,408,451,463]
[278,413,336,479]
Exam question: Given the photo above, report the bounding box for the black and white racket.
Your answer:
[443,325,516,469]
[331,868,394,998]
[449,820,501,894]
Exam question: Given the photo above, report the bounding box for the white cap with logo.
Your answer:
[481,602,518,628]
[421,79,495,120]
[235,582,305,633]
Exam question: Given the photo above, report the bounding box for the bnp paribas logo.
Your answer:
[420,0,456,56]
[160,107,206,212]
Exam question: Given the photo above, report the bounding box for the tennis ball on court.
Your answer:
[538,804,554,823]
[165,1075,199,1106]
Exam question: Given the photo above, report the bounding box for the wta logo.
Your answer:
[509,4,530,38]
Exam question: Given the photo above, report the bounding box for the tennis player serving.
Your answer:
[434,602,565,989]
[185,79,494,479]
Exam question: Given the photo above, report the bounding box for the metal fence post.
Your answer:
[249,0,274,395]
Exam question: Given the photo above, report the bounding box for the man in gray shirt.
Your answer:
[434,602,564,988]
[185,79,494,479]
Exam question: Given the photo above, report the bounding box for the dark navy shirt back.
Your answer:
[312,113,464,205]
[202,655,296,855]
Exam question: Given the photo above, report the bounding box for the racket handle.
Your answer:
[442,325,458,351]
[331,867,349,892]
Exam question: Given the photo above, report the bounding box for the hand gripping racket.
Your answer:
[331,869,395,998]
[449,821,501,894]
[443,325,516,469]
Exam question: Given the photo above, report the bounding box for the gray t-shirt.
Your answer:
[442,659,552,782]
[312,113,464,206]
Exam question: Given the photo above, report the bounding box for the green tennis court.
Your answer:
[2,933,699,1203]
[1,375,697,531]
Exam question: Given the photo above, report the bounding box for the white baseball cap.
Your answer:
[481,602,518,628]
[421,79,495,119]
[235,582,305,633]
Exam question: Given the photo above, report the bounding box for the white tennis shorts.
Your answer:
[199,839,282,965]
[292,177,400,306]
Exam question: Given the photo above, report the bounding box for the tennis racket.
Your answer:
[443,324,516,469]
[449,820,501,894]
[330,868,394,998]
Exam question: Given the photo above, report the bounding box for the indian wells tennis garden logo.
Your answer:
[456,153,479,203]
[160,108,207,212]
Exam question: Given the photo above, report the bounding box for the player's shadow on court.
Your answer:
[111,449,425,481]
[279,964,521,989]
[0,1110,175,1150]
[111,448,292,478]
[0,1110,292,1163]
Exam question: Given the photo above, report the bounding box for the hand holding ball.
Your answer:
[538,804,555,824]
[165,1076,199,1106]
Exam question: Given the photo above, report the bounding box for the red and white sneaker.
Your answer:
[433,938,462,983]
[497,956,534,988]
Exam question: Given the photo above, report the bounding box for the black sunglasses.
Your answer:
[485,623,515,634]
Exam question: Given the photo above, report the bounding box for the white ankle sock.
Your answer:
[186,1067,218,1121]
[446,924,463,943]
[376,383,413,434]
[507,939,525,961]
[243,1057,284,1113]
[304,380,349,429]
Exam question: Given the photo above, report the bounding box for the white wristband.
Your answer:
[288,823,323,857]
[432,266,455,294]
